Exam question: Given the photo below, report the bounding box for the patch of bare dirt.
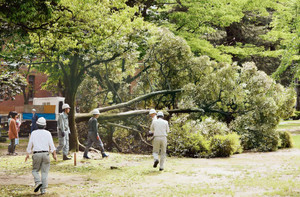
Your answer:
[0,172,87,186]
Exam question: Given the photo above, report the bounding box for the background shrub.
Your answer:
[199,117,230,138]
[210,133,242,157]
[237,129,279,152]
[168,115,242,158]
[182,133,210,158]
[278,131,293,148]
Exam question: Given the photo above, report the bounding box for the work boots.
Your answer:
[83,155,91,159]
[102,152,109,158]
[63,154,71,160]
[153,160,159,168]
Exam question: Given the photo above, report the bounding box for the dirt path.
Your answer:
[0,172,87,186]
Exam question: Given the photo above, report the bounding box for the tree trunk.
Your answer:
[66,94,79,151]
[106,125,114,151]
[22,86,29,105]
[295,78,300,111]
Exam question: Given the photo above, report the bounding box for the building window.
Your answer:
[28,75,35,100]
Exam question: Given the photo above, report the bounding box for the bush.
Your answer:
[168,115,242,158]
[237,129,279,152]
[199,117,230,138]
[209,133,242,157]
[182,133,210,158]
[292,111,300,120]
[278,131,293,148]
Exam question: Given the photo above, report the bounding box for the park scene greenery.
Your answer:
[0,0,299,196]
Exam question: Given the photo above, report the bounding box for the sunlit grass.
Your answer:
[0,120,300,196]
[292,135,300,149]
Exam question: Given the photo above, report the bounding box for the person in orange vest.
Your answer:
[8,111,18,155]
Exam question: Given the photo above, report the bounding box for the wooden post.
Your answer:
[74,152,76,166]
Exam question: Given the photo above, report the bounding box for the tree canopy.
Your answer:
[0,0,298,155]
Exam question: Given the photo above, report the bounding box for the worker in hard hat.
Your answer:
[83,109,109,159]
[150,111,170,171]
[147,109,157,139]
[31,108,38,133]
[25,117,57,195]
[149,109,157,121]
[56,103,71,160]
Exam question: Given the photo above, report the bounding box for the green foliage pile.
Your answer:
[179,56,295,152]
[278,131,293,149]
[168,116,242,158]
[210,133,242,157]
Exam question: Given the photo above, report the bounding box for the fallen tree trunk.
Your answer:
[76,108,205,123]
[75,89,182,122]
[96,89,182,113]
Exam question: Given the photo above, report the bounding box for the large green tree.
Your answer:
[29,0,147,150]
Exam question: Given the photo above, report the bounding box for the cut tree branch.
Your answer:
[95,89,182,113]
[106,122,152,147]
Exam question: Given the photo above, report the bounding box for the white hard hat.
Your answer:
[37,117,47,126]
[149,109,157,114]
[91,109,100,115]
[62,103,70,109]
[32,109,36,112]
[157,111,164,117]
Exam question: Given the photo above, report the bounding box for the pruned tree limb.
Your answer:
[106,122,152,147]
[75,89,182,122]
[75,108,206,123]
[96,89,182,113]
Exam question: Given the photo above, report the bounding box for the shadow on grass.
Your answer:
[142,169,162,176]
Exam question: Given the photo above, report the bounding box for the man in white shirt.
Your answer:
[25,117,57,195]
[150,111,170,171]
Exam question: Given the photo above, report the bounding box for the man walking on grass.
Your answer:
[56,103,71,160]
[25,117,57,195]
[150,111,170,171]
[83,109,109,159]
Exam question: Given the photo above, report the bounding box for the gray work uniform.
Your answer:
[56,112,70,156]
[26,129,56,192]
[83,117,104,157]
[150,118,170,170]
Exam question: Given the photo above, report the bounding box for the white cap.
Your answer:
[91,109,100,115]
[149,109,157,115]
[62,104,70,109]
[32,109,36,112]
[37,117,47,126]
[157,111,164,117]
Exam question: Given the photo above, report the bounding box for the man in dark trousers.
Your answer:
[25,117,57,195]
[83,109,109,159]
[31,109,38,133]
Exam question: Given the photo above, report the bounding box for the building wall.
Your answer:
[0,69,53,114]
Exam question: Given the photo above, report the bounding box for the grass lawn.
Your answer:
[0,120,299,197]
[278,119,300,149]
[292,135,300,149]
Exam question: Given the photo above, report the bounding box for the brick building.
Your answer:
[0,67,53,114]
